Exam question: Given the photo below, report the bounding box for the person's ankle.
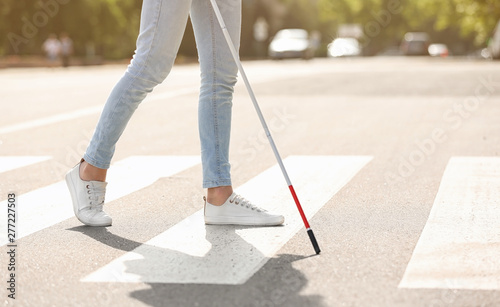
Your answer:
[206,186,233,206]
[79,160,107,182]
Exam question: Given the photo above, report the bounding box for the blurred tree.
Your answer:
[239,0,288,57]
[1,0,499,59]
[0,0,142,59]
[315,0,497,55]
[316,0,407,55]
[407,0,500,47]
[280,0,319,32]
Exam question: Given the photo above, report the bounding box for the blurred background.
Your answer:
[1,0,500,67]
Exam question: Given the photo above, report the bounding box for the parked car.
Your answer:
[327,37,362,57]
[488,21,500,59]
[268,29,314,59]
[400,32,430,56]
[428,44,449,57]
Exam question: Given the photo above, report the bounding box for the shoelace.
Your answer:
[86,183,106,211]
[229,194,265,212]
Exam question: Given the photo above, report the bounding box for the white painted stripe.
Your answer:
[0,88,196,135]
[82,155,372,284]
[399,157,500,290]
[0,156,200,246]
[0,156,51,173]
[0,106,103,134]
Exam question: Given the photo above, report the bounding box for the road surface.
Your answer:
[1,57,500,306]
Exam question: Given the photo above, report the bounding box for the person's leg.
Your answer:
[191,0,284,226]
[80,160,107,181]
[82,0,192,178]
[68,0,192,226]
[191,0,241,205]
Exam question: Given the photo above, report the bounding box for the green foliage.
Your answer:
[312,0,407,54]
[304,0,499,54]
[281,0,319,31]
[415,0,500,45]
[1,0,499,59]
[0,0,142,59]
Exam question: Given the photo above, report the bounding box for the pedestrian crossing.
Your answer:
[82,155,372,284]
[1,155,499,289]
[0,156,200,246]
[0,156,51,173]
[0,88,198,135]
[399,157,500,290]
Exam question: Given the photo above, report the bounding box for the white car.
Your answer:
[327,38,361,57]
[268,29,314,59]
[428,44,449,57]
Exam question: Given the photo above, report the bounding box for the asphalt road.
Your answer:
[1,57,500,307]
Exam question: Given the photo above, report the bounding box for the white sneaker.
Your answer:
[65,162,112,227]
[204,193,284,226]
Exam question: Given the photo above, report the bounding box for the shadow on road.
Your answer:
[68,225,325,307]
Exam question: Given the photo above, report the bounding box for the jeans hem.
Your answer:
[203,179,232,189]
[82,154,110,170]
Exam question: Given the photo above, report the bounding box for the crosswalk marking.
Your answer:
[82,155,373,285]
[0,156,200,246]
[0,107,103,135]
[399,157,500,290]
[0,88,196,135]
[0,156,51,174]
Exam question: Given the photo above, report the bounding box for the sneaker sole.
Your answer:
[65,170,112,227]
[204,216,284,226]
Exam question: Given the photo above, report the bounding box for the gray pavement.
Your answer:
[1,57,500,306]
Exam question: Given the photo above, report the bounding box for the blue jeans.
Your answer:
[84,0,241,188]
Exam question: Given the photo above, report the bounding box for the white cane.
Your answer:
[208,0,320,254]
